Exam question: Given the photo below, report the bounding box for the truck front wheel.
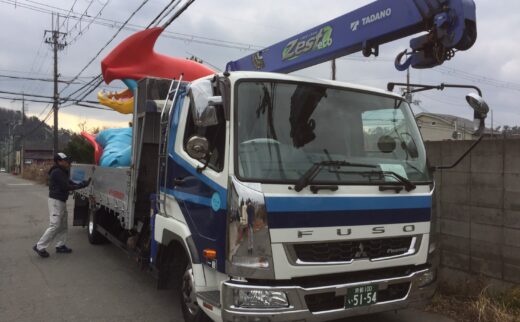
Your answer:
[88,208,107,244]
[180,263,211,322]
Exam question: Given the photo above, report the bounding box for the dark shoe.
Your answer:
[56,245,73,253]
[33,245,50,258]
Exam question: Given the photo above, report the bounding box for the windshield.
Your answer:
[235,80,431,185]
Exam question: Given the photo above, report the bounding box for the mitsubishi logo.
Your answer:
[350,20,360,31]
[354,243,368,259]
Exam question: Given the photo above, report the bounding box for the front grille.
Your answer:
[293,236,413,263]
[304,282,411,313]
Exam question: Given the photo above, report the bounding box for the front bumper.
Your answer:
[221,266,436,322]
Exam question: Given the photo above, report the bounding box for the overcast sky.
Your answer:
[0,0,519,132]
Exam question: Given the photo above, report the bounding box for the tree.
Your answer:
[497,125,520,137]
[63,134,94,164]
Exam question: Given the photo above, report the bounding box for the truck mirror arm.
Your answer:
[388,82,488,135]
[387,82,482,97]
[431,135,483,172]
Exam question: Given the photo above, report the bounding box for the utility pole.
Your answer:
[45,13,67,154]
[20,94,25,175]
[7,125,12,172]
[405,67,412,103]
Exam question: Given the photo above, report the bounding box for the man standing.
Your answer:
[33,152,91,258]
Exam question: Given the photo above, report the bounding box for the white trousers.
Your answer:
[36,198,68,250]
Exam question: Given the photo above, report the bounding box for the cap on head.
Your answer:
[54,152,72,163]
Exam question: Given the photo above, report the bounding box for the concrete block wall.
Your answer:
[425,139,520,287]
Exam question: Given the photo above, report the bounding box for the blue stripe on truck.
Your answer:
[265,195,431,228]
[265,195,431,212]
[268,208,431,228]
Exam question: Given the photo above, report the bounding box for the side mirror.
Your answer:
[186,136,209,160]
[192,103,220,127]
[189,79,222,127]
[465,93,490,135]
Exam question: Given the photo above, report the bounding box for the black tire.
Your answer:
[87,208,107,244]
[179,261,211,322]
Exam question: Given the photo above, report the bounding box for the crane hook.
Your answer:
[395,49,412,71]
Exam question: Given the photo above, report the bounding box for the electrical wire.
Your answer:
[63,0,193,106]
[161,0,194,29]
[58,0,79,31]
[59,0,150,97]
[66,0,95,35]
[68,0,111,45]
[0,96,54,104]
[62,74,103,101]
[0,74,83,84]
[146,0,178,28]
[74,78,105,103]
[0,90,106,106]
[0,90,58,100]
[0,0,262,51]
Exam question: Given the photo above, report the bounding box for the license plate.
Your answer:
[345,285,378,308]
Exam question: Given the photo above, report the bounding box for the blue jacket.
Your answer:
[48,165,85,202]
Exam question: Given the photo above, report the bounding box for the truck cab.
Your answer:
[152,71,437,321]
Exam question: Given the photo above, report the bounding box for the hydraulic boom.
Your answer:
[226,0,476,73]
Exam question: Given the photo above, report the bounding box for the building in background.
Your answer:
[23,147,53,165]
[416,113,480,141]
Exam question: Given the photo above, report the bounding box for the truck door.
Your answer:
[161,84,228,272]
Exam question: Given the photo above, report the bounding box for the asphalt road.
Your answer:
[0,173,454,322]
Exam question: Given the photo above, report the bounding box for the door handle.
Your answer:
[173,177,186,186]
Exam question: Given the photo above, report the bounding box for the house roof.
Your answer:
[416,112,492,134]
[24,149,53,160]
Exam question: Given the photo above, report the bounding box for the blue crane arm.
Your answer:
[225,0,476,73]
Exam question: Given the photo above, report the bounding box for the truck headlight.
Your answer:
[234,289,289,308]
[226,176,274,279]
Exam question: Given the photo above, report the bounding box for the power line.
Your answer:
[0,96,54,104]
[0,89,58,100]
[68,0,111,45]
[434,66,520,92]
[0,74,83,84]
[0,0,262,51]
[65,0,95,35]
[63,0,189,105]
[59,0,150,97]
[62,74,103,100]
[161,0,195,29]
[70,102,112,111]
[58,0,79,31]
[22,38,47,95]
[0,68,99,79]
[146,0,178,28]
[0,90,106,106]
[416,92,469,108]
[74,78,105,103]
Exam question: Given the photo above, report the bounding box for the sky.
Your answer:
[0,0,519,132]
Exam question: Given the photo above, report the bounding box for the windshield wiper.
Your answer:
[294,160,377,192]
[362,170,417,192]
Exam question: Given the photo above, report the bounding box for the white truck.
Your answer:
[72,71,489,322]
[71,1,489,321]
